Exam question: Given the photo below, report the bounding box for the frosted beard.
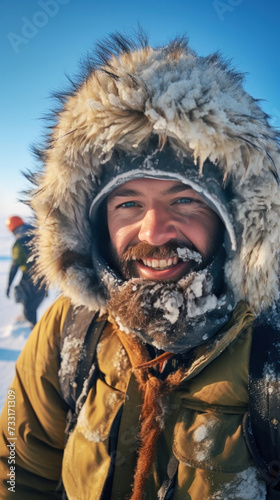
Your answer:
[107,243,235,354]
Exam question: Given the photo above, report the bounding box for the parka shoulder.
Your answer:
[0,295,72,499]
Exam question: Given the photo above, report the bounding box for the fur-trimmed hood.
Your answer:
[30,33,280,316]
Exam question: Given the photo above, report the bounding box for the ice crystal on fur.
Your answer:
[153,289,184,324]
[108,266,233,353]
[177,247,202,264]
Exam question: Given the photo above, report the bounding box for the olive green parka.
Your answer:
[0,296,267,499]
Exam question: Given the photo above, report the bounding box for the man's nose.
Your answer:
[138,208,178,246]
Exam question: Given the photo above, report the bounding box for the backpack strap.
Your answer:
[244,323,280,497]
[59,304,107,436]
[56,306,107,499]
[157,454,179,500]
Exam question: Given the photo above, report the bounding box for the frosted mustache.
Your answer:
[122,242,202,264]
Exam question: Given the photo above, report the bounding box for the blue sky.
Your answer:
[1,0,280,219]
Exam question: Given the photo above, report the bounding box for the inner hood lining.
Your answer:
[89,168,237,254]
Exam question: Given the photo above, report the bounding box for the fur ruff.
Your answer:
[29,32,280,315]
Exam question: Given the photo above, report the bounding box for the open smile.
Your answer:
[141,255,179,270]
[134,255,189,280]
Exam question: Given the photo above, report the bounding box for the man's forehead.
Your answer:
[108,178,196,199]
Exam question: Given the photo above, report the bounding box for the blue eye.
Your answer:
[175,198,193,204]
[120,201,138,208]
[174,197,203,206]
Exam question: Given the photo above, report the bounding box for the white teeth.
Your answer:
[142,256,179,269]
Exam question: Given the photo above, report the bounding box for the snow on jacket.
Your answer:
[0,296,267,499]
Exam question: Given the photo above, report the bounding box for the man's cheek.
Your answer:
[106,242,122,273]
[121,260,138,279]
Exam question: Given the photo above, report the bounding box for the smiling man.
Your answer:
[1,33,280,500]
[106,179,222,280]
[102,169,232,353]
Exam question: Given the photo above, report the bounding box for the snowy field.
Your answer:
[0,221,57,411]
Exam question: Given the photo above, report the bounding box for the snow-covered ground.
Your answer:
[0,222,57,411]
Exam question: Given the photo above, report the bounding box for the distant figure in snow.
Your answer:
[5,215,47,326]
